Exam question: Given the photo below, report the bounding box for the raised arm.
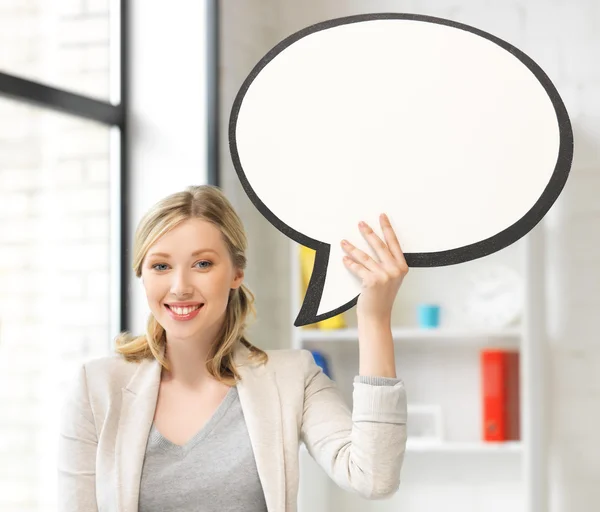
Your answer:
[342,213,408,379]
[300,213,409,498]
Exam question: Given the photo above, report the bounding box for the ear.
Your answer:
[231,268,244,290]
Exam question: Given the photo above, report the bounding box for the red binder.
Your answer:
[481,349,520,442]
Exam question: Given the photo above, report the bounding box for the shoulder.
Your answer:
[60,353,149,420]
[85,352,143,378]
[72,353,149,396]
[258,348,323,384]
[262,348,315,370]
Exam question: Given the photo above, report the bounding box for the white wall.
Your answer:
[126,0,211,335]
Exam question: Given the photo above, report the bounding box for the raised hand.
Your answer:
[341,213,409,324]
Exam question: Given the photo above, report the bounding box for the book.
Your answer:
[299,245,346,330]
[481,349,520,442]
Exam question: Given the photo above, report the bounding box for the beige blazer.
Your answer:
[58,344,407,512]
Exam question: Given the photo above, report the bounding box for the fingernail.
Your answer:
[358,221,366,227]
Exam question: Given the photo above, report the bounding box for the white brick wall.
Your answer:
[221,1,600,511]
[0,2,111,511]
[0,0,110,99]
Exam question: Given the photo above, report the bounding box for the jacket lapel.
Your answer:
[115,356,162,512]
[235,347,286,512]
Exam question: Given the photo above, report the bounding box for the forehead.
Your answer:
[150,218,226,252]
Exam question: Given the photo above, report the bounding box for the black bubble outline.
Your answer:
[229,12,574,327]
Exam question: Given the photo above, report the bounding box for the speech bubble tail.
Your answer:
[294,243,359,327]
[294,295,358,327]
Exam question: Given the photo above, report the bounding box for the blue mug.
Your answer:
[417,304,440,329]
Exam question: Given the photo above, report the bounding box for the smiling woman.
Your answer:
[57,184,409,512]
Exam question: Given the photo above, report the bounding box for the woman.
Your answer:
[58,185,408,512]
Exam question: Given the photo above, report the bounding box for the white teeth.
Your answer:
[170,305,200,315]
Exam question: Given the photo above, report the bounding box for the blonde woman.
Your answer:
[58,185,408,512]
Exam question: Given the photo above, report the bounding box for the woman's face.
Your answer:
[141,218,243,346]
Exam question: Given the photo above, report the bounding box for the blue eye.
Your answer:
[150,261,211,271]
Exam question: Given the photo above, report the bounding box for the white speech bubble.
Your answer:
[229,13,573,327]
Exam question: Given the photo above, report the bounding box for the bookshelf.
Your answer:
[292,223,548,512]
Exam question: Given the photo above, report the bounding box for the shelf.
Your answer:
[405,440,522,454]
[300,441,522,457]
[298,327,522,344]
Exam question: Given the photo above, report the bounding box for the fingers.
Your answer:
[340,239,381,274]
[341,215,408,279]
[358,220,396,268]
[342,254,371,282]
[379,214,408,271]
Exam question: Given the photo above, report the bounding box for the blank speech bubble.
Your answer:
[229,13,573,327]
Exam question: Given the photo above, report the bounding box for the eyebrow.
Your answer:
[147,249,219,259]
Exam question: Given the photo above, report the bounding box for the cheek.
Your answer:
[205,274,235,301]
[141,275,164,303]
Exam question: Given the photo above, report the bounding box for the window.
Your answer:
[0,1,112,100]
[0,1,124,511]
[0,98,112,510]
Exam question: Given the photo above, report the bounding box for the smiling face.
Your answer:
[140,218,244,347]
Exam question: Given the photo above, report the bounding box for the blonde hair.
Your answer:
[115,184,268,384]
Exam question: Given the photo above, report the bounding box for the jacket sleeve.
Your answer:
[298,349,407,499]
[57,363,99,512]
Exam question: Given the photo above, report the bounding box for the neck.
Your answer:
[161,315,227,389]
[161,338,215,389]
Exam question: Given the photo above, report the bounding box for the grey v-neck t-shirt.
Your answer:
[138,386,268,512]
[138,375,399,511]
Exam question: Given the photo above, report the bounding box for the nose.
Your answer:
[170,268,194,299]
